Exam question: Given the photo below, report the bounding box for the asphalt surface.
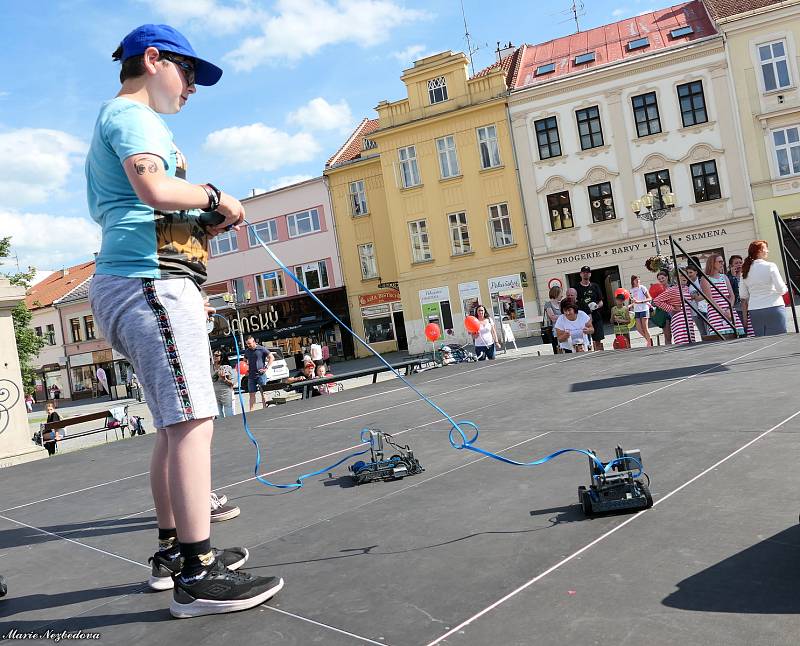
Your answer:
[2,335,799,645]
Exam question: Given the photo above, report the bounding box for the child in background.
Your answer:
[611,293,632,348]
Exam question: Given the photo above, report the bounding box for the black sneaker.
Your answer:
[148,546,249,591]
[211,492,240,523]
[170,558,284,618]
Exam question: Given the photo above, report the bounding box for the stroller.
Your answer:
[440,343,477,364]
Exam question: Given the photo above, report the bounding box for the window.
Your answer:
[436,135,460,178]
[84,315,96,340]
[631,92,661,137]
[628,37,650,51]
[488,203,514,247]
[358,243,379,279]
[35,326,42,337]
[534,117,561,160]
[773,126,800,176]
[363,311,395,343]
[448,212,471,255]
[644,169,673,208]
[547,192,574,231]
[287,208,321,237]
[45,323,56,345]
[670,26,694,38]
[398,145,421,188]
[588,182,616,222]
[210,229,238,256]
[477,125,501,169]
[576,106,604,150]
[690,160,722,202]
[759,40,791,92]
[349,180,368,216]
[428,76,448,104]
[535,63,555,76]
[70,318,82,343]
[677,81,707,127]
[295,261,329,290]
[247,220,278,246]
[409,220,432,262]
[254,271,286,299]
[574,52,595,65]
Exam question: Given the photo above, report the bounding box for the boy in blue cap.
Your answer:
[86,24,283,618]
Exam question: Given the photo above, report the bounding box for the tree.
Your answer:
[1,236,45,394]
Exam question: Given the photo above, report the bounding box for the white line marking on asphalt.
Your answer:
[0,514,149,570]
[265,606,394,646]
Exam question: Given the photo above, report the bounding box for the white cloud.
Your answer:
[287,98,353,132]
[391,44,431,64]
[0,210,100,272]
[266,175,315,190]
[203,123,321,171]
[137,0,265,35]
[224,0,431,70]
[0,129,87,207]
[611,7,629,17]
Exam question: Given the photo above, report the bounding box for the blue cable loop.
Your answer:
[222,220,642,484]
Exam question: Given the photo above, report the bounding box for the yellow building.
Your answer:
[708,0,800,280]
[327,49,536,356]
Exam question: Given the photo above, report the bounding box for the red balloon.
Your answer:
[424,323,440,342]
[464,315,480,334]
[614,287,630,300]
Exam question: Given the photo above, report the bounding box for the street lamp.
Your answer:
[630,186,676,255]
[222,286,252,349]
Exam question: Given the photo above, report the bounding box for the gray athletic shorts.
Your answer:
[89,274,218,429]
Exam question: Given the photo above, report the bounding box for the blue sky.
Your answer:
[0,0,659,274]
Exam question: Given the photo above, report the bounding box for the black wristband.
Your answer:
[201,183,221,212]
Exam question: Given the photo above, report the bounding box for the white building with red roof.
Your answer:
[508,0,757,313]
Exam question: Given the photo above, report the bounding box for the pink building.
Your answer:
[206,176,353,366]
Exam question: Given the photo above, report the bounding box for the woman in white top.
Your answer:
[554,299,594,353]
[629,275,652,347]
[740,240,788,336]
[470,304,500,360]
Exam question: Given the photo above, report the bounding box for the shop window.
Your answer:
[287,208,321,238]
[436,135,460,178]
[362,305,395,343]
[295,261,329,290]
[349,180,368,216]
[409,220,432,262]
[759,40,791,92]
[70,318,82,343]
[448,212,471,255]
[84,315,96,340]
[358,243,379,279]
[254,270,286,299]
[588,182,616,222]
[547,191,574,231]
[477,125,501,169]
[534,116,561,160]
[70,365,94,395]
[575,106,604,150]
[677,81,707,127]
[399,146,421,188]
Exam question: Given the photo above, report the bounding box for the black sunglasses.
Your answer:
[161,53,195,86]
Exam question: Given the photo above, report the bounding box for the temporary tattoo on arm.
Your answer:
[133,157,159,175]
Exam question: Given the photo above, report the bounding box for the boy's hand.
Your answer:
[209,192,245,236]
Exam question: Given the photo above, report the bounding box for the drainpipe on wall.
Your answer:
[323,175,351,355]
[505,96,544,326]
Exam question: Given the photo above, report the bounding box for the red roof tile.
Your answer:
[470,45,526,87]
[703,0,787,19]
[514,0,716,90]
[25,260,95,310]
[326,118,380,168]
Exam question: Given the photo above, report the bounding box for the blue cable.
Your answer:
[233,220,641,479]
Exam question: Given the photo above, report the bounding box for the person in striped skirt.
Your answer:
[652,272,696,345]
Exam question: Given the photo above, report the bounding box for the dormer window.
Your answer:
[627,37,650,51]
[428,76,448,104]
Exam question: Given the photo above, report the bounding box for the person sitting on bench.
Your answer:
[285,360,320,397]
[43,401,62,456]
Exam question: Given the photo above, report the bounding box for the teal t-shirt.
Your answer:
[85,97,209,284]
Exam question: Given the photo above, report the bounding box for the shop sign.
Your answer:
[68,352,93,367]
[362,304,391,317]
[392,302,403,312]
[458,281,481,318]
[358,289,401,307]
[214,305,281,337]
[488,274,522,294]
[378,281,399,290]
[419,286,450,304]
[92,349,112,363]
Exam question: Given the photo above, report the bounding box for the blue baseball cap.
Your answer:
[120,24,223,86]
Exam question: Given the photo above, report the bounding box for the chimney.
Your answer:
[496,41,515,63]
[61,267,69,278]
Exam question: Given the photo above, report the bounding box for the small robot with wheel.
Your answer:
[578,446,652,516]
[350,430,424,484]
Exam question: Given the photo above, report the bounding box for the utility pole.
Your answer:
[460,0,480,76]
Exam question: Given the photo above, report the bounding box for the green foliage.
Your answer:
[1,236,45,394]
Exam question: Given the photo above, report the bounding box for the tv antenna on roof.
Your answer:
[460,0,484,75]
[553,0,586,33]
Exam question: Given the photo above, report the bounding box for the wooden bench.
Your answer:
[284,358,424,400]
[36,407,128,452]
